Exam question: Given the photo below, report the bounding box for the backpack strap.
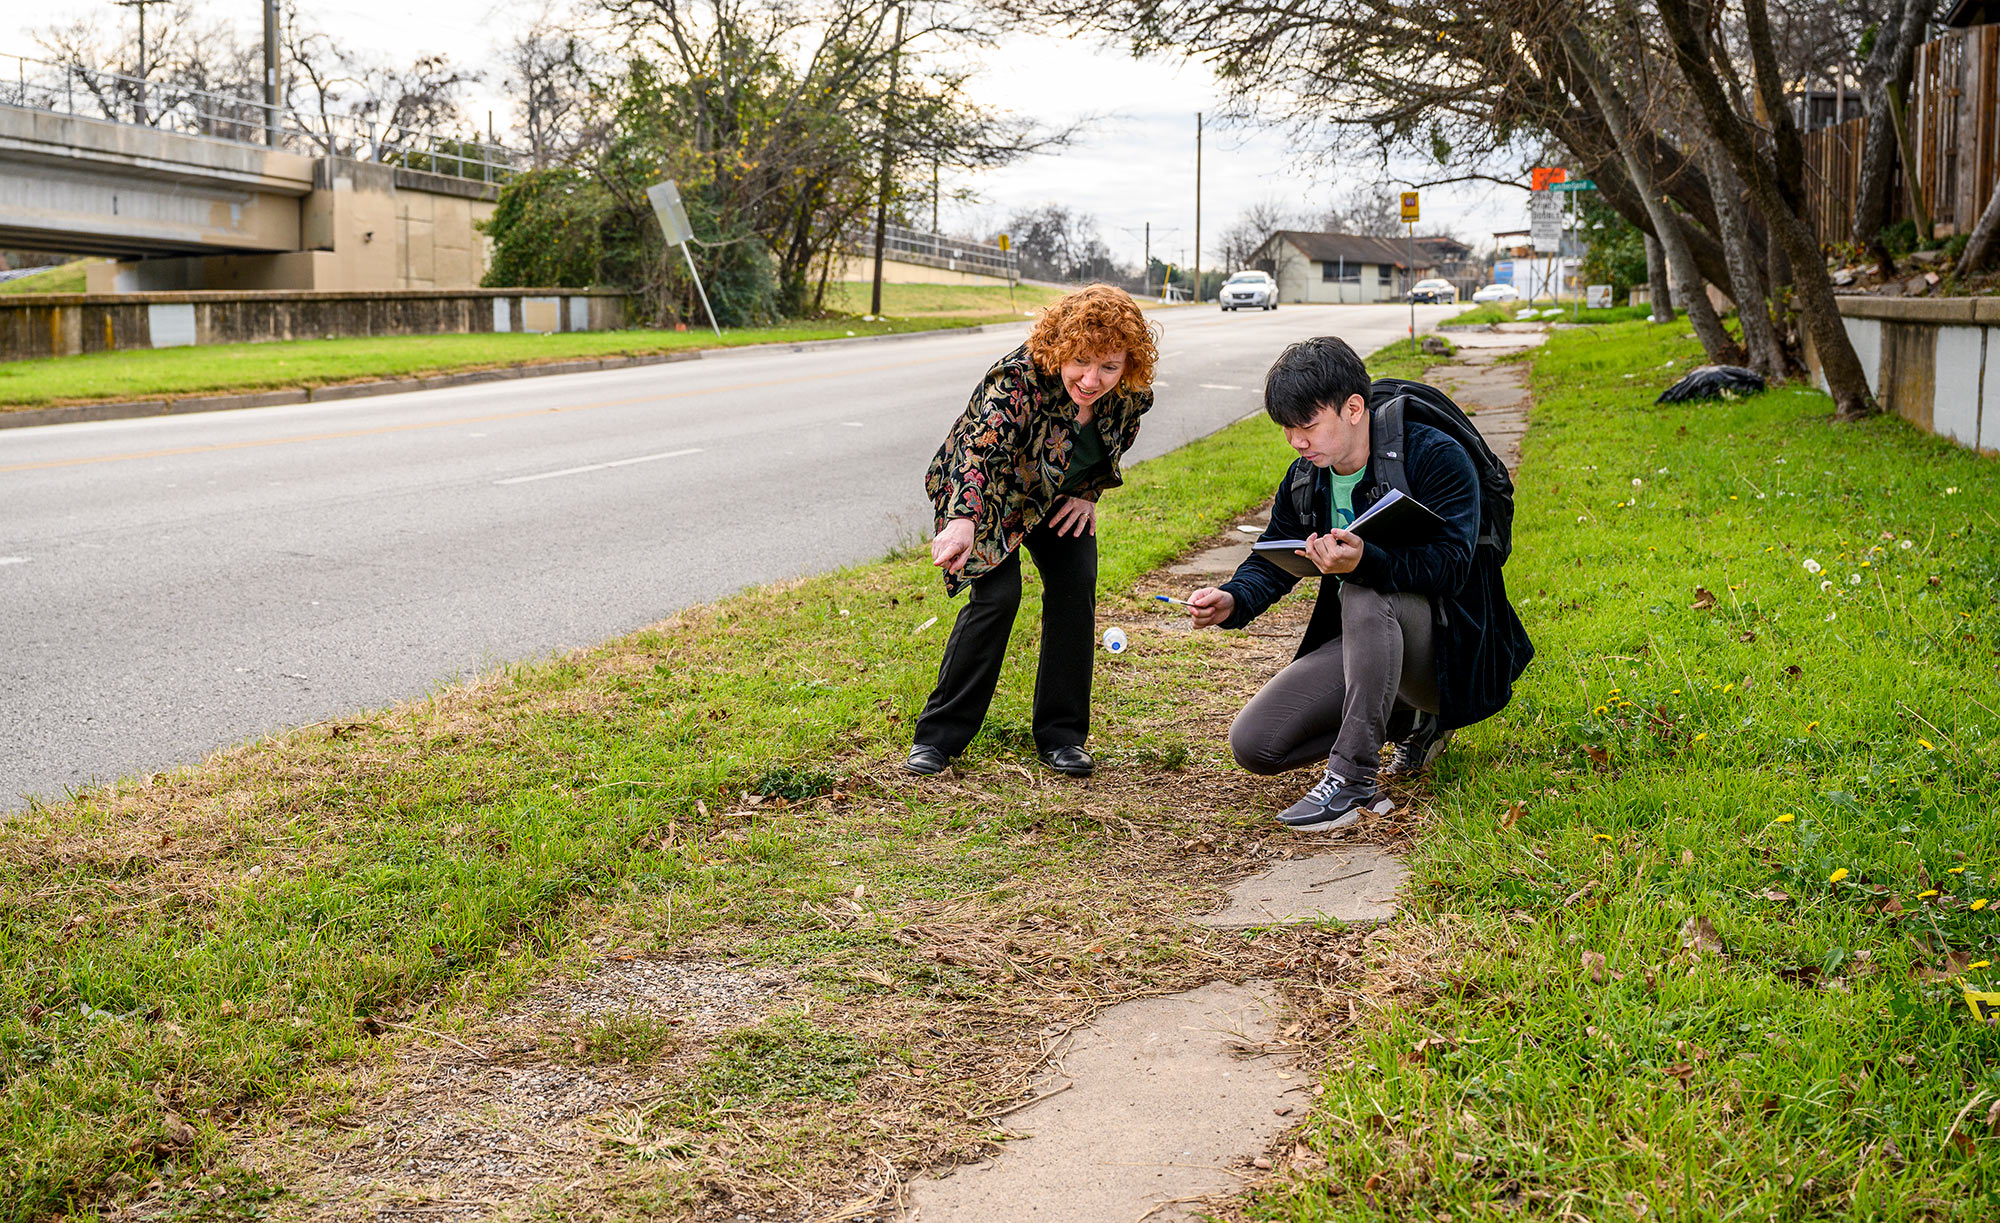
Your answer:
[1287,461,1317,526]
[1369,395,1411,502]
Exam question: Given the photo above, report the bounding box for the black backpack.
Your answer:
[1288,377,1515,561]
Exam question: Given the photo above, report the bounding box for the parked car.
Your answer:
[1408,278,1457,304]
[1219,270,1278,311]
[1470,283,1521,303]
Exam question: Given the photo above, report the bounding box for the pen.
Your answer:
[1153,594,1194,606]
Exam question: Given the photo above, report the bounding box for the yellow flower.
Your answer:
[1972,960,1993,969]
[1775,814,1796,823]
[1672,688,1683,695]
[1694,732,1709,741]
[1805,721,1820,732]
[1723,683,1735,694]
[1974,899,1989,911]
[1860,560,1871,568]
[1918,890,1940,898]
[1950,867,1966,874]
[1829,868,1849,883]
[1609,688,1622,694]
[1594,834,1613,842]
[1918,738,1936,750]
[1594,705,1608,716]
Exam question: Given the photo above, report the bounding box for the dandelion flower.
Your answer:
[1829,868,1849,883]
[1820,580,1833,591]
[1861,560,1872,568]
[1918,889,1940,898]
[1900,539,1914,550]
[1946,486,1959,495]
[1593,705,1608,716]
[1825,612,1838,622]
[1775,813,1796,823]
[1803,559,1822,574]
[1633,477,1644,487]
[1849,574,1862,585]
[1723,683,1735,694]
[1671,688,1682,695]
[1975,899,1989,911]
[1694,732,1709,741]
[1918,737,1936,750]
[1972,960,1992,969]
[1950,866,1966,874]
[1805,722,1820,732]
[1594,834,1613,842]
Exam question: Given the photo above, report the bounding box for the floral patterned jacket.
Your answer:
[925,344,1152,595]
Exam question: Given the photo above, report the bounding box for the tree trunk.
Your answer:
[1960,176,2000,274]
[1657,0,1878,418]
[1703,139,1784,378]
[1852,0,1930,268]
[1645,232,1675,322]
[1560,29,1740,364]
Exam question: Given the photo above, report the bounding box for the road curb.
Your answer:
[0,349,711,432]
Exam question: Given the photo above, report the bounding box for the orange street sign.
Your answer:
[1531,166,1568,191]
[1400,191,1420,223]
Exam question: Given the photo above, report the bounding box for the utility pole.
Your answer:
[931,155,940,234]
[868,1,905,318]
[1193,112,1203,305]
[1143,221,1150,297]
[113,0,172,126]
[262,0,280,145]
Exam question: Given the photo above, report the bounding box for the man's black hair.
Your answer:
[1263,336,1370,428]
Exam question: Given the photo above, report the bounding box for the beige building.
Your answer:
[1247,231,1436,304]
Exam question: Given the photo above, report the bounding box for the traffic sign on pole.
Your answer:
[1400,191,1420,223]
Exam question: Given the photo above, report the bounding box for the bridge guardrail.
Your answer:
[1,50,517,183]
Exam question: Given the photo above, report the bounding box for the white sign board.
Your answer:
[1529,190,1562,253]
[646,180,695,245]
[1587,283,1613,309]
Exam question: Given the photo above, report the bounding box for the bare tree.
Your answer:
[1312,185,1404,237]
[1850,0,1937,266]
[1004,203,1124,282]
[501,5,606,168]
[1218,199,1296,271]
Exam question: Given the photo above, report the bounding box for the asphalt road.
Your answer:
[0,302,1454,807]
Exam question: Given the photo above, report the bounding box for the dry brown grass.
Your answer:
[116,540,1454,1223]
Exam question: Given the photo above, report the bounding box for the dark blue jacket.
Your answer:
[1217,420,1533,731]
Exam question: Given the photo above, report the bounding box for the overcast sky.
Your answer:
[6,0,1534,267]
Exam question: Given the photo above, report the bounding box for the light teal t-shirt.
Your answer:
[1328,467,1368,529]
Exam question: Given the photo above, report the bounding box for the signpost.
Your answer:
[998,233,1015,313]
[1401,191,1419,338]
[646,179,720,337]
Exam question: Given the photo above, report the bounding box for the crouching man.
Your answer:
[1188,336,1533,832]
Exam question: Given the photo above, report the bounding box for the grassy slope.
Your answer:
[0,283,1067,410]
[1260,322,2000,1219]
[0,262,94,295]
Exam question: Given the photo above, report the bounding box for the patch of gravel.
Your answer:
[508,957,797,1036]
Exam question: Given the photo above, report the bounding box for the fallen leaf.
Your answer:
[1582,950,1607,983]
[1500,800,1526,829]
[1691,587,1717,610]
[1584,744,1612,768]
[1252,1155,1273,1170]
[1680,848,1695,867]
[1663,1061,1695,1082]
[1738,630,1756,643]
[1761,888,1792,903]
[1679,916,1724,955]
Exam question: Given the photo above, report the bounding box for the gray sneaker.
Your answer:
[1275,768,1395,833]
[1382,713,1453,777]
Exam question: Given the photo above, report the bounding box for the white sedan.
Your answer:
[1219,270,1278,311]
[1470,283,1521,303]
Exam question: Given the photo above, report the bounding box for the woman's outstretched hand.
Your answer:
[1048,496,1097,537]
[931,517,976,573]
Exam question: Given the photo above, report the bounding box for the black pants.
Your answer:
[913,521,1097,756]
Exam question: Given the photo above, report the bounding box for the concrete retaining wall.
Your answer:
[0,288,632,361]
[1813,297,2000,453]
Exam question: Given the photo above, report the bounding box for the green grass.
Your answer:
[1446,299,1656,326]
[821,281,1062,317]
[0,383,1303,1216]
[0,261,95,295]
[1258,321,2000,1219]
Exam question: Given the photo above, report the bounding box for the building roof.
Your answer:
[1416,234,1474,257]
[1261,230,1418,269]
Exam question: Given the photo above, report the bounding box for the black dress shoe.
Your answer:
[904,744,950,775]
[1038,745,1094,777]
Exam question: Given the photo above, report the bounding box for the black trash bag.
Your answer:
[1656,365,1766,404]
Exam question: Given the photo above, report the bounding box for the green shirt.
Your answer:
[1058,419,1110,494]
[1328,466,1368,528]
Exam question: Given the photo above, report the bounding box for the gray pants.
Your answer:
[1228,585,1440,782]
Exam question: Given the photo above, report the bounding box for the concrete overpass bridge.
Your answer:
[0,51,507,291]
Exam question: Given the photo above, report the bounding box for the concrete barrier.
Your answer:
[1807,296,2000,453]
[0,288,634,361]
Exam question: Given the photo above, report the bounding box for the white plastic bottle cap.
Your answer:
[1102,626,1128,653]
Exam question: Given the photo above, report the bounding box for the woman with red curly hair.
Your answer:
[906,283,1160,778]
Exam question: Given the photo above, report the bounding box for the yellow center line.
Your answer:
[1,350,972,476]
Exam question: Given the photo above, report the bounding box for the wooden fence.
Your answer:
[1913,23,2000,234]
[1801,24,1999,244]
